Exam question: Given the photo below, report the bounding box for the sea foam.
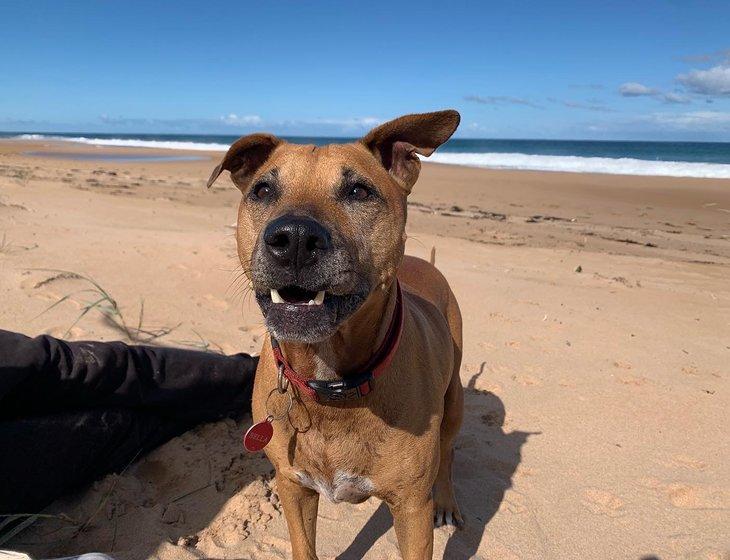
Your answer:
[427,152,730,179]
[15,134,231,152]
[14,134,730,179]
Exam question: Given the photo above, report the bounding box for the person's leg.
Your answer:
[0,329,257,417]
[0,330,259,514]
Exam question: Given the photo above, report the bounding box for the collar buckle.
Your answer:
[307,371,374,402]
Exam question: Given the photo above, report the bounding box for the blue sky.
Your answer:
[1,1,729,141]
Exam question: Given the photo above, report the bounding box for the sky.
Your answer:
[1,0,729,141]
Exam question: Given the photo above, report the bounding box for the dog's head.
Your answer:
[208,110,460,343]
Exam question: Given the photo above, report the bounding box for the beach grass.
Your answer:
[33,269,180,343]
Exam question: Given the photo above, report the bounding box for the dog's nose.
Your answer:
[263,214,331,270]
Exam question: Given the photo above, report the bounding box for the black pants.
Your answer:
[0,330,257,514]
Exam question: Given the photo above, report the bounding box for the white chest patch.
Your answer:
[295,470,375,504]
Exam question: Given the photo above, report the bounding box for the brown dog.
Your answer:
[208,110,463,559]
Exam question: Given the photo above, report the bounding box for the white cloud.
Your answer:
[220,113,263,126]
[618,83,692,105]
[569,83,605,91]
[465,121,491,134]
[677,65,730,96]
[310,117,382,128]
[464,94,543,109]
[561,100,616,113]
[618,82,658,97]
[661,92,691,104]
[640,110,730,131]
[84,113,383,134]
[546,96,615,112]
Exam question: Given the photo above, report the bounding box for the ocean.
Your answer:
[4,132,730,179]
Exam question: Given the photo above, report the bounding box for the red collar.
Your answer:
[270,281,404,403]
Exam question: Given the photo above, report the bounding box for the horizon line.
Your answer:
[2,130,729,145]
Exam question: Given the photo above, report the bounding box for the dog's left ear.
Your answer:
[207,133,282,191]
[361,110,460,192]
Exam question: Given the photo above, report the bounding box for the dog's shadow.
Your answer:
[337,369,534,560]
[17,373,532,559]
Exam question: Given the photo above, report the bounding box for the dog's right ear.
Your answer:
[207,133,282,191]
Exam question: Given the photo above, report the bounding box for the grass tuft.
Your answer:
[0,513,78,547]
[172,329,225,354]
[33,269,179,343]
[0,449,142,546]
[0,232,38,255]
[0,233,10,254]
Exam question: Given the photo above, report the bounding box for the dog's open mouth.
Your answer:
[271,286,326,306]
[256,284,367,343]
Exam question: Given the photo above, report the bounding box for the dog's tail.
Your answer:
[430,246,436,266]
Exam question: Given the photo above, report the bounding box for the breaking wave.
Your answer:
[427,152,730,179]
[13,135,730,178]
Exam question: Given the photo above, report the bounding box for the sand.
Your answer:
[1,139,728,560]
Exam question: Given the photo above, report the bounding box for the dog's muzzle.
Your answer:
[253,213,368,343]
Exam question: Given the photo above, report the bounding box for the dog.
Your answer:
[208,110,464,559]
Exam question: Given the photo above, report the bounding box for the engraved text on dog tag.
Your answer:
[243,417,274,452]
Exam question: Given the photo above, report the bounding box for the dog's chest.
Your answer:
[294,469,375,504]
[285,420,380,504]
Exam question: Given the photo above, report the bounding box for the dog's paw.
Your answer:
[433,504,464,529]
[433,480,464,529]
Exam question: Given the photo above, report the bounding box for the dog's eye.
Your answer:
[346,183,371,201]
[252,181,274,201]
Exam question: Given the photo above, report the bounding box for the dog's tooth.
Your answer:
[270,289,284,304]
[314,291,325,305]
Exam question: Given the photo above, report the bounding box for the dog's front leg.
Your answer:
[389,495,434,560]
[276,474,320,560]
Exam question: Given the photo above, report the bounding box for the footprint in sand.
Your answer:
[617,374,649,386]
[669,455,707,471]
[664,484,730,509]
[613,360,633,370]
[665,484,729,509]
[581,487,625,517]
[500,490,529,515]
[641,477,729,510]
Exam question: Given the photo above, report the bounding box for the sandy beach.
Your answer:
[1,139,728,559]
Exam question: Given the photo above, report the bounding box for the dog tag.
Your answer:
[243,417,273,452]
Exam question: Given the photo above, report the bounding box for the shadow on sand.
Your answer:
[338,371,536,559]
[13,372,533,560]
